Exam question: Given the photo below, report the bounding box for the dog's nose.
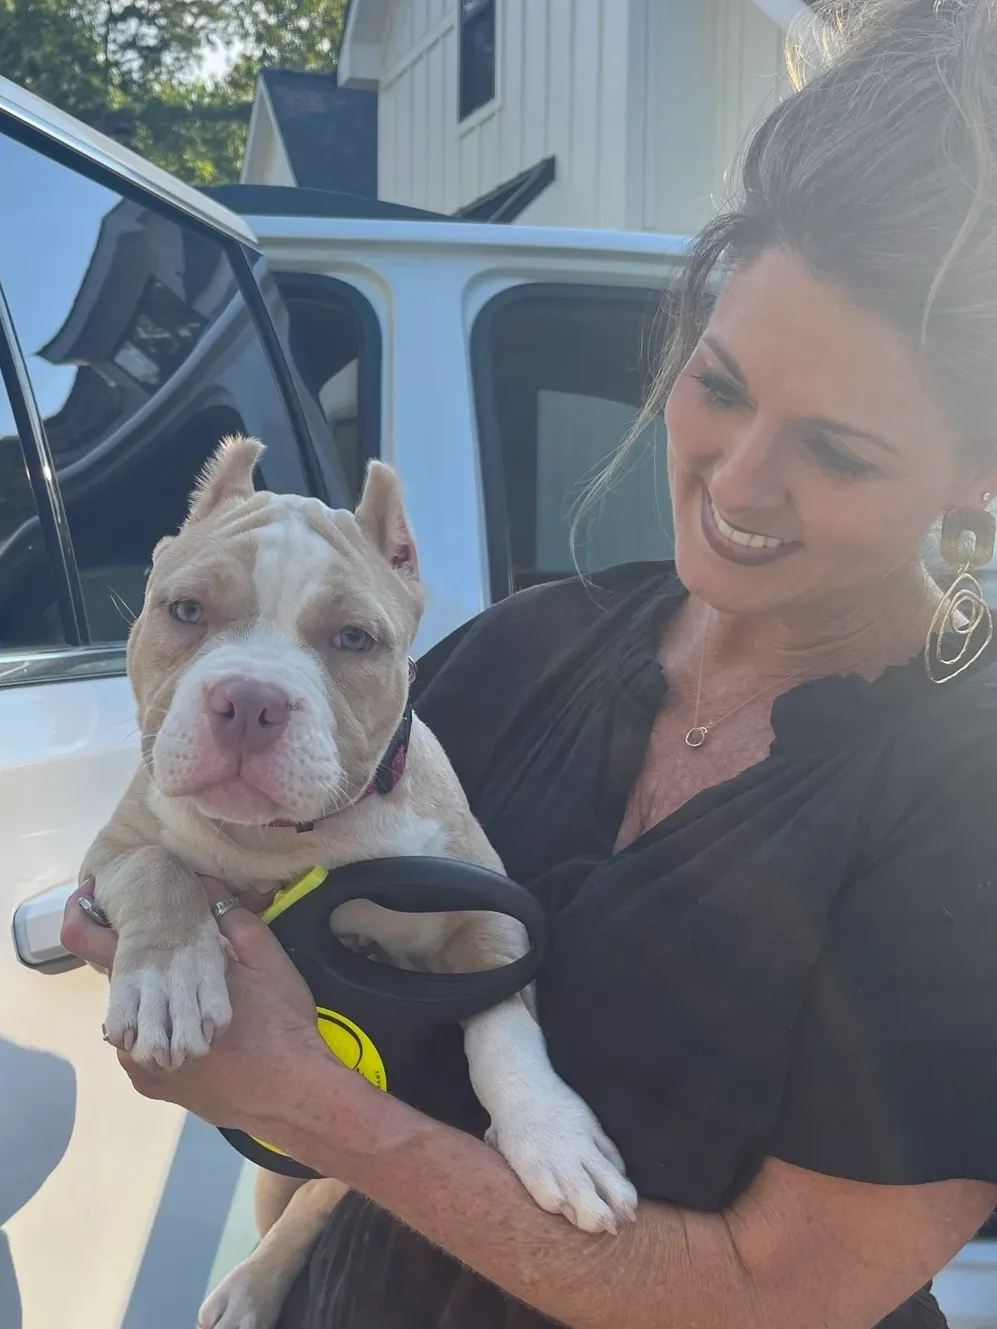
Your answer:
[206,679,290,755]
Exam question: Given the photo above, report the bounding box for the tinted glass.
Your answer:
[276,275,381,503]
[460,0,496,120]
[476,289,672,593]
[0,348,66,653]
[0,129,318,646]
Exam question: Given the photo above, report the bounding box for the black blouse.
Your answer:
[281,565,997,1329]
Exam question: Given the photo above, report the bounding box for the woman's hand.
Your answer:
[61,876,333,1138]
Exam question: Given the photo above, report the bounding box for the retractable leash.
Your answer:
[218,855,547,1179]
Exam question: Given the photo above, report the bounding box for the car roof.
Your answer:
[0,75,258,248]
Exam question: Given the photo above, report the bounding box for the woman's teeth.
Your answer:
[711,501,786,550]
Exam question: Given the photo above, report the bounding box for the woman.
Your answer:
[63,2,997,1325]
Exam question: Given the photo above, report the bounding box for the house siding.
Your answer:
[240,93,296,186]
[375,0,789,231]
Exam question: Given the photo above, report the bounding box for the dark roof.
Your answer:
[453,156,556,223]
[202,183,453,223]
[259,67,377,196]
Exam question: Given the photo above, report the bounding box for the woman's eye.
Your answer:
[168,599,204,624]
[805,433,875,479]
[691,370,743,411]
[333,626,375,652]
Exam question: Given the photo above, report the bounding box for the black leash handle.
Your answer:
[268,856,547,1023]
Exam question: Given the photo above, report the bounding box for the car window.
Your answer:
[0,129,321,653]
[472,286,673,598]
[0,350,68,655]
[275,273,382,503]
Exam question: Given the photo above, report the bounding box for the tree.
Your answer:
[0,0,349,183]
[232,0,346,72]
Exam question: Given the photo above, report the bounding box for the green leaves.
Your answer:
[0,0,348,183]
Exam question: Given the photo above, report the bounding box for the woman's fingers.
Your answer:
[198,874,275,916]
[59,869,273,973]
[198,877,281,967]
[60,877,118,971]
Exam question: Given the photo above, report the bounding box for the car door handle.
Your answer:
[12,882,83,971]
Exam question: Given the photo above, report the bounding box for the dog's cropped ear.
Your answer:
[185,434,265,525]
[150,534,174,563]
[355,461,420,581]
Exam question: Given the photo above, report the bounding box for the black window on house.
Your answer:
[459,0,496,121]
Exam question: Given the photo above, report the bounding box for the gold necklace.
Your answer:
[684,616,810,748]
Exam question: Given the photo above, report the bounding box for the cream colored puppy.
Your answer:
[82,437,636,1329]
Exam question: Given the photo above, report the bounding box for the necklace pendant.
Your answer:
[685,725,709,748]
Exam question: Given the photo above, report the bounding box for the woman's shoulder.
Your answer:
[895,655,997,775]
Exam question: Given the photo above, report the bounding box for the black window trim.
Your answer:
[458,0,498,123]
[470,281,666,604]
[273,270,383,485]
[0,277,87,646]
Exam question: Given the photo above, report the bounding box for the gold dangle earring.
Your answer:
[925,496,996,684]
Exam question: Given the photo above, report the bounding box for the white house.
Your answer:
[338,0,818,233]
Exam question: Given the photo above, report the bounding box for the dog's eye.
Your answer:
[169,598,204,624]
[333,625,374,652]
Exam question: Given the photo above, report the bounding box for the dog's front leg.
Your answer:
[83,842,232,1069]
[439,917,638,1236]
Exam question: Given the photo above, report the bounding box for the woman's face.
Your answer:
[665,248,994,622]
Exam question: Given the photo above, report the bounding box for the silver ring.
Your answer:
[211,897,242,921]
[78,895,112,928]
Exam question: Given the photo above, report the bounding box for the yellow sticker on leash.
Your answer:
[250,1006,387,1159]
[315,1006,388,1090]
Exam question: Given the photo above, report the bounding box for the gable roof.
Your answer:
[258,68,377,195]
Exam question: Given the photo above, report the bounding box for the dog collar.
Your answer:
[267,697,414,834]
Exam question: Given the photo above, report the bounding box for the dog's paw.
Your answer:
[198,1261,283,1329]
[486,1084,638,1235]
[104,919,232,1070]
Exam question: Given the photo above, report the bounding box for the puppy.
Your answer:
[82,437,637,1329]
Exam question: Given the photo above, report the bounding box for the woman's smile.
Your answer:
[698,484,799,567]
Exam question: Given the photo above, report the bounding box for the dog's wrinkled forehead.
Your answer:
[154,494,402,637]
[145,435,419,645]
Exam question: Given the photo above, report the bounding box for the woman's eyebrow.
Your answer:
[701,335,900,456]
[702,335,748,387]
[806,415,900,455]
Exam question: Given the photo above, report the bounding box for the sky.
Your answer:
[198,38,243,82]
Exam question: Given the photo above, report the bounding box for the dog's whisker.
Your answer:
[106,586,139,626]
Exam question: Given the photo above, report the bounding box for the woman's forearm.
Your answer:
[253,1050,759,1329]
